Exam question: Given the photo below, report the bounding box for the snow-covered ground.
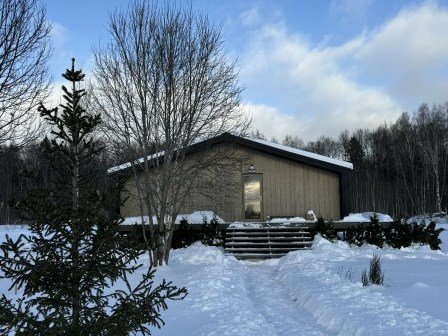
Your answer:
[279,237,448,335]
[1,225,447,335]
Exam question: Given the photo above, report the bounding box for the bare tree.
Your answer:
[415,104,448,213]
[282,134,304,149]
[305,135,343,159]
[92,1,249,266]
[0,0,52,146]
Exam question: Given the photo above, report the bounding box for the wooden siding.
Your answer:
[244,148,340,221]
[120,145,341,221]
[120,179,144,219]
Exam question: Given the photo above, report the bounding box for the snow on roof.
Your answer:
[107,133,353,173]
[249,138,353,170]
[107,151,164,174]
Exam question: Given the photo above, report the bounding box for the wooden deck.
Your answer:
[118,221,393,233]
[115,221,395,259]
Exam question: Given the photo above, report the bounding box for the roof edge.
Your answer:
[107,132,353,174]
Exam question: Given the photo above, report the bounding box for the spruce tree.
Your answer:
[0,59,186,335]
[424,221,444,250]
[366,214,384,247]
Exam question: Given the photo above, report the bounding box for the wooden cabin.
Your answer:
[109,133,353,222]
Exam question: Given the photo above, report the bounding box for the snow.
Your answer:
[121,211,225,225]
[228,222,266,228]
[148,232,448,335]
[279,236,448,335]
[107,151,164,174]
[406,212,448,225]
[1,225,447,335]
[108,133,353,174]
[268,216,307,223]
[339,212,394,222]
[249,137,353,170]
[229,216,310,228]
[229,217,310,228]
[441,229,448,253]
[157,237,448,335]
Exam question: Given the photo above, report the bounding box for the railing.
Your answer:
[118,221,393,232]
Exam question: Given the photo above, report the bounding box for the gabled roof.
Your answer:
[246,137,353,171]
[108,132,353,174]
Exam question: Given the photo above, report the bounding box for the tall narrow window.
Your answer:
[243,174,262,220]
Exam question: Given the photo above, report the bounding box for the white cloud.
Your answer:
[240,24,401,141]
[240,7,260,27]
[329,0,374,23]
[355,3,448,105]
[50,21,68,46]
[239,2,448,141]
[243,103,305,140]
[358,3,448,69]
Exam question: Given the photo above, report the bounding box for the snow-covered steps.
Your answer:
[224,226,313,259]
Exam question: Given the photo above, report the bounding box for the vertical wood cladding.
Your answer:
[121,145,342,221]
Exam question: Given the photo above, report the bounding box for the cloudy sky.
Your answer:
[45,0,448,141]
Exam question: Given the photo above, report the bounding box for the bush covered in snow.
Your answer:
[200,216,223,246]
[172,218,197,248]
[385,219,444,250]
[314,217,337,241]
[344,214,387,247]
[172,216,225,249]
[337,213,445,250]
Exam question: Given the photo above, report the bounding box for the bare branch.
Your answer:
[92,1,250,265]
[0,0,52,146]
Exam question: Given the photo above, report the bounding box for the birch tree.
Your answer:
[415,104,448,213]
[92,1,249,266]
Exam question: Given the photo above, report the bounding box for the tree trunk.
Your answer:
[164,228,174,265]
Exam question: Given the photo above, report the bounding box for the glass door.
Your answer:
[243,174,262,220]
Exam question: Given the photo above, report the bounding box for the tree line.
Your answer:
[254,103,448,218]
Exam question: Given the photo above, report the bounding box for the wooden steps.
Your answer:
[224,226,313,259]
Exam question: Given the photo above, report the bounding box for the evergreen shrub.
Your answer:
[172,218,197,248]
[201,216,224,247]
[385,219,444,250]
[315,217,337,241]
[345,225,366,246]
[341,215,443,250]
[362,254,384,286]
[365,214,385,247]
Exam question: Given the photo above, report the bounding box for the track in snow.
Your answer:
[243,262,335,336]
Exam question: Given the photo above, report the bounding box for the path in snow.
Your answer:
[243,262,334,336]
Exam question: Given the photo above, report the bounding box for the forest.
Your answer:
[251,102,448,218]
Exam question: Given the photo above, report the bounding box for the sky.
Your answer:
[44,0,448,141]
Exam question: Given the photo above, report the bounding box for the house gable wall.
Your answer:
[120,144,342,222]
[245,148,340,221]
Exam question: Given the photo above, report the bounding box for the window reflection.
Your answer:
[243,175,261,219]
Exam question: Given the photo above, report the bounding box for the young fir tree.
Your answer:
[0,59,186,335]
[365,214,385,247]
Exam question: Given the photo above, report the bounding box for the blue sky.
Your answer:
[45,0,448,140]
